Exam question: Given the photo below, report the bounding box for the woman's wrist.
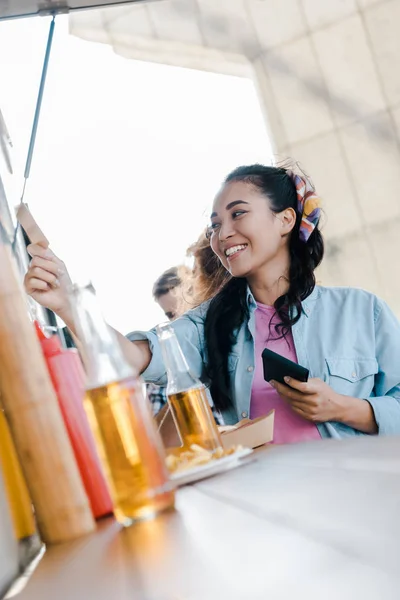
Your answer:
[334,393,378,434]
[57,306,77,336]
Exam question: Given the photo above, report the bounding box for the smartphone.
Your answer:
[262,348,309,385]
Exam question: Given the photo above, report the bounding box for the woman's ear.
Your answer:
[279,207,297,236]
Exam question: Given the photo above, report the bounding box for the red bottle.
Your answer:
[34,322,113,519]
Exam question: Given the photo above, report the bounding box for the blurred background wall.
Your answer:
[71,0,400,313]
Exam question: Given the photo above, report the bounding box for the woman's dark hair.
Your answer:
[204,164,324,412]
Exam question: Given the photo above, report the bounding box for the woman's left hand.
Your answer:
[270,377,343,423]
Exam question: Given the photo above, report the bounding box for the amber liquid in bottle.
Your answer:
[168,387,222,451]
[157,322,222,452]
[72,284,174,525]
[85,377,174,524]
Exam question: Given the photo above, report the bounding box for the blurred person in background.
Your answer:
[152,266,191,322]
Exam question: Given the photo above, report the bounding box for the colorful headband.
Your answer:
[286,169,321,243]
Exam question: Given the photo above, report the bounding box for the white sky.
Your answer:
[0,14,273,333]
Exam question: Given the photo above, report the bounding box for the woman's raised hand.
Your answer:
[24,244,73,321]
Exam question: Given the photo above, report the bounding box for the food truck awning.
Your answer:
[0,0,157,20]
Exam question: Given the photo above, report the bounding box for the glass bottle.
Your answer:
[72,284,175,525]
[156,322,222,452]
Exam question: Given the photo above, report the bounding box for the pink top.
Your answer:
[250,302,321,444]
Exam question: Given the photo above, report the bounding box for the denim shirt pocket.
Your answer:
[325,357,378,398]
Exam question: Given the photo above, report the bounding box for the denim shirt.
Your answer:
[127,286,400,438]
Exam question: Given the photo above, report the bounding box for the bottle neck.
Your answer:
[71,284,134,389]
[156,322,201,395]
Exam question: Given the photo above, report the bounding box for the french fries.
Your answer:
[166,444,244,474]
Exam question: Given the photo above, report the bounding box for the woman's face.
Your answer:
[209,181,292,278]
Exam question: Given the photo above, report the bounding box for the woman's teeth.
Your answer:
[225,244,247,258]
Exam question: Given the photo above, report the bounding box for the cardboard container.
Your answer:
[220,410,274,449]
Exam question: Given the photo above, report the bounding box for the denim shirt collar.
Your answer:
[246,284,321,318]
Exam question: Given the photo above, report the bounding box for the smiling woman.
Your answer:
[24,162,400,443]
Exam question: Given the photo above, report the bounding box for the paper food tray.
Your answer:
[219,410,274,449]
